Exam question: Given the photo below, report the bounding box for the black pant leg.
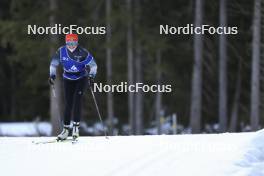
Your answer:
[63,78,77,125]
[73,77,87,123]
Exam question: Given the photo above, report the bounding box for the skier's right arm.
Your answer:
[49,48,60,85]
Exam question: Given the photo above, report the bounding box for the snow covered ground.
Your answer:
[1,130,264,176]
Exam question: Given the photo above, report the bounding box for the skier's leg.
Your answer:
[72,77,87,138]
[63,78,76,125]
[73,77,87,122]
[58,78,76,140]
[72,121,80,140]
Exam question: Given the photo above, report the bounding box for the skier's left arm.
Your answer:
[85,54,97,78]
[85,53,97,86]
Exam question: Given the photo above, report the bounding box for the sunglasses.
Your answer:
[66,41,78,47]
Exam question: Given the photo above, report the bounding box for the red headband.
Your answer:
[65,34,78,42]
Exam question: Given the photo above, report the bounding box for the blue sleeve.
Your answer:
[86,54,97,78]
[49,48,61,77]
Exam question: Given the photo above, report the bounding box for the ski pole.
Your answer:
[52,85,56,97]
[90,86,109,139]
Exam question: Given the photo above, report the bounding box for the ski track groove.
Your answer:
[106,149,169,176]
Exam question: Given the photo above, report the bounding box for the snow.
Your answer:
[0,130,264,176]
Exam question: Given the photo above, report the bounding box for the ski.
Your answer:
[72,140,78,144]
[72,137,79,144]
[32,138,73,145]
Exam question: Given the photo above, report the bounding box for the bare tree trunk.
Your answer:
[155,49,162,135]
[218,0,228,132]
[10,65,16,118]
[190,0,204,133]
[49,0,62,136]
[135,45,143,135]
[106,0,114,135]
[229,59,241,132]
[250,0,261,130]
[126,0,135,135]
[134,0,143,135]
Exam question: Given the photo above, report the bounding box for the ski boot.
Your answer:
[57,125,70,141]
[72,122,80,141]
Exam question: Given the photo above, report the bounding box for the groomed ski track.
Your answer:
[1,130,264,176]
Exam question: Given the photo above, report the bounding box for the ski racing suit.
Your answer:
[49,45,97,126]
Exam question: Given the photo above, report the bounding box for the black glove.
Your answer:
[48,75,56,85]
[85,65,90,73]
[88,76,94,87]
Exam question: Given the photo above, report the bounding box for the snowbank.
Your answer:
[0,122,51,136]
[234,129,264,176]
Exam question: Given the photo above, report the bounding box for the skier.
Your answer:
[49,33,97,141]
